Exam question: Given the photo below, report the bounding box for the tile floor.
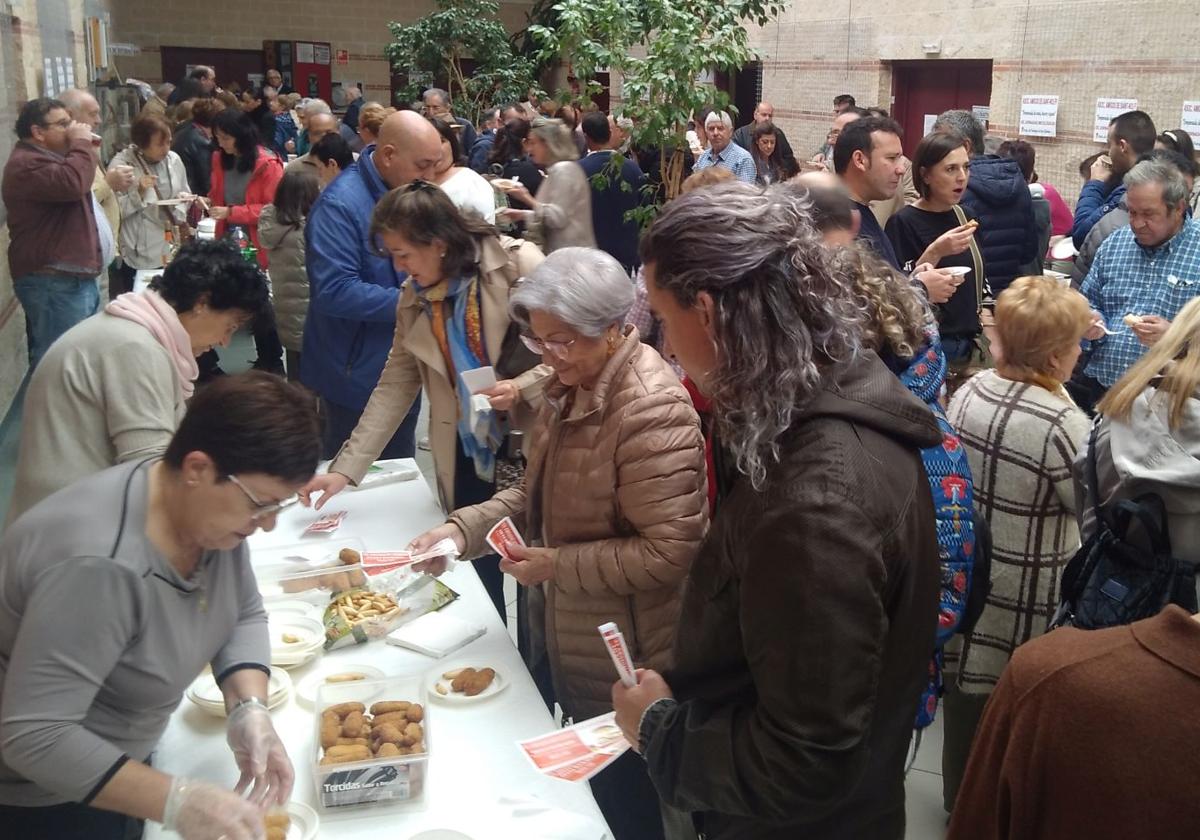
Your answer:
[0,331,949,838]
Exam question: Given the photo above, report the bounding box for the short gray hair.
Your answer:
[509,247,634,337]
[705,111,733,130]
[302,98,331,116]
[529,117,579,164]
[424,88,449,107]
[1124,158,1191,207]
[934,109,984,157]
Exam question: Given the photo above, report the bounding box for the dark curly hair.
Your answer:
[150,239,270,318]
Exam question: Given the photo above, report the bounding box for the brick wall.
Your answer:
[749,0,1200,206]
[110,0,536,104]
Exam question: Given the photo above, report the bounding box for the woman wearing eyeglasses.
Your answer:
[0,372,320,840]
[298,182,548,617]
[6,239,269,526]
[407,247,708,840]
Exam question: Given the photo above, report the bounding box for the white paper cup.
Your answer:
[196,218,217,240]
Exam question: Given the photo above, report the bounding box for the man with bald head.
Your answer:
[733,101,797,174]
[302,110,443,458]
[285,111,339,174]
[60,88,130,297]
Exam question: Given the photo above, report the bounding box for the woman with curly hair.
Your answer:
[612,180,943,840]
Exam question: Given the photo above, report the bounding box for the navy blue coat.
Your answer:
[578,150,648,272]
[301,146,403,411]
[960,155,1039,295]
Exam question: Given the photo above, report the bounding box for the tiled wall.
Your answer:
[749,0,1200,206]
[109,0,536,104]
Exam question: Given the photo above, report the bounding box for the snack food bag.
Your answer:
[323,573,458,650]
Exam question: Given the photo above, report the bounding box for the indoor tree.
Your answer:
[386,0,538,123]
[530,0,787,202]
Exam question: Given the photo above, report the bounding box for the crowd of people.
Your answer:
[2,64,1200,840]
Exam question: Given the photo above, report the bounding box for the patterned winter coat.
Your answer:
[451,328,708,718]
[896,332,978,727]
[947,370,1090,693]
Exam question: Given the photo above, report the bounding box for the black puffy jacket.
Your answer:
[961,155,1039,295]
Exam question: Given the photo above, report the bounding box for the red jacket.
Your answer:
[208,146,283,269]
[2,139,100,278]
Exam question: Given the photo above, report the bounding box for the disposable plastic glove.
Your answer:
[161,776,265,840]
[226,700,295,806]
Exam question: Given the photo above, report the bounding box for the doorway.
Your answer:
[160,46,265,94]
[891,60,993,157]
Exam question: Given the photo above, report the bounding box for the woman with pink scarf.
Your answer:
[6,240,269,524]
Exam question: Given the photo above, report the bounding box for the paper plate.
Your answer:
[296,663,386,707]
[427,664,507,704]
[265,599,325,621]
[489,177,520,191]
[186,667,292,716]
[285,801,319,840]
[270,616,326,652]
[942,265,971,277]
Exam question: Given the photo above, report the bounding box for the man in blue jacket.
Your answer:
[935,110,1038,296]
[578,111,649,274]
[302,111,442,459]
[1071,110,1156,249]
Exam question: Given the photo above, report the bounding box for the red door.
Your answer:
[892,60,993,157]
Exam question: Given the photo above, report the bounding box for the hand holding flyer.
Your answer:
[517,713,631,783]
[486,516,526,560]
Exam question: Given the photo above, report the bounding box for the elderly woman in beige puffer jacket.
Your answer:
[409,247,707,840]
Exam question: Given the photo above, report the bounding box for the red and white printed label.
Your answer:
[486,517,526,560]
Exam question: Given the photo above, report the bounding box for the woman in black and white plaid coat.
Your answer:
[941,276,1093,810]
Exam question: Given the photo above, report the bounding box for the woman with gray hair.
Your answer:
[610,181,943,840]
[410,246,708,840]
[499,117,596,252]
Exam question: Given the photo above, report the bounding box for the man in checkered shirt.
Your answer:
[693,111,758,184]
[1074,157,1200,412]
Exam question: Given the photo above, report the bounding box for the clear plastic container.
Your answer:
[253,538,368,600]
[313,674,430,809]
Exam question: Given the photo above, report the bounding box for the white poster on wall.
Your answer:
[1094,97,1137,142]
[313,44,331,65]
[1182,102,1200,144]
[295,42,315,64]
[923,113,937,136]
[1019,95,1060,137]
[43,57,56,96]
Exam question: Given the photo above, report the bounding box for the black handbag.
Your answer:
[1053,421,1200,630]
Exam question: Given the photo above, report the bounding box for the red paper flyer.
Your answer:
[302,510,347,536]
[486,516,526,560]
[517,712,630,782]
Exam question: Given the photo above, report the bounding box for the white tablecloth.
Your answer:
[145,460,610,839]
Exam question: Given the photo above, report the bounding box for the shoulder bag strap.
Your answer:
[1086,417,1104,527]
[951,204,986,315]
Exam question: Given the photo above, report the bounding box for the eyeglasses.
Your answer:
[519,333,577,360]
[41,118,72,130]
[226,474,299,521]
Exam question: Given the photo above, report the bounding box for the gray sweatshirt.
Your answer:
[1075,385,1200,566]
[0,459,269,806]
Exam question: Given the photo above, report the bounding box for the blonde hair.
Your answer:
[680,166,735,194]
[1098,297,1200,428]
[995,276,1092,381]
[833,245,927,361]
[357,102,392,137]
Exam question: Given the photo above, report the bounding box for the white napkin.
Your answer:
[384,610,486,658]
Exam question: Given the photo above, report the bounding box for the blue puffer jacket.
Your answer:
[1071,179,1126,250]
[301,145,402,411]
[961,155,1038,295]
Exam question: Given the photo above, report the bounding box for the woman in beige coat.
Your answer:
[498,117,596,252]
[298,183,547,615]
[410,247,708,840]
